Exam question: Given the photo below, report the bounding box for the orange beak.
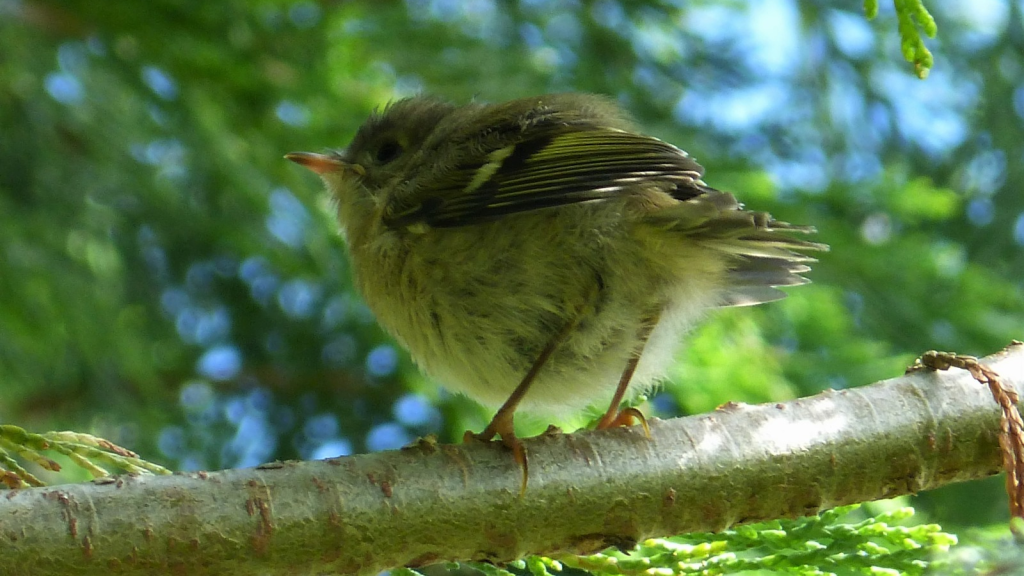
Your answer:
[285,152,352,175]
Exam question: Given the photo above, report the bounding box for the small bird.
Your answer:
[287,93,826,484]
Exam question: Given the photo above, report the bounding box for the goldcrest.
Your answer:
[287,93,826,462]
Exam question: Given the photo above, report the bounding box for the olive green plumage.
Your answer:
[288,93,826,421]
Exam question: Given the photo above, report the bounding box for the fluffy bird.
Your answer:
[287,93,826,480]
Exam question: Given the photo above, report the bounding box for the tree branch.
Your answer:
[2,344,1022,575]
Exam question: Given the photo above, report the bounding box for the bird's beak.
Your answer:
[285,152,364,176]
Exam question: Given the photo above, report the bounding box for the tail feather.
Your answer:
[728,257,813,287]
[646,189,828,307]
[718,286,788,307]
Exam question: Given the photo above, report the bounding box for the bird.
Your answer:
[286,93,827,488]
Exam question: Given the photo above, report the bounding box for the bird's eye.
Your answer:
[375,141,403,164]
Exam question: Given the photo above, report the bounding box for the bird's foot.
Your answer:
[594,406,651,438]
[463,412,529,497]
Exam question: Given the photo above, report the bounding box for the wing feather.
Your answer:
[383,126,705,228]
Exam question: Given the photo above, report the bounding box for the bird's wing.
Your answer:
[383,125,706,229]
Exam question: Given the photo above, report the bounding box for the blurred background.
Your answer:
[1,0,1021,537]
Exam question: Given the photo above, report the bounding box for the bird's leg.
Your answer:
[594,313,660,435]
[463,317,577,495]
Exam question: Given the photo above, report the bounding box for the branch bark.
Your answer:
[2,344,1022,575]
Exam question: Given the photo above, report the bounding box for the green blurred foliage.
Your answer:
[1,0,1021,535]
